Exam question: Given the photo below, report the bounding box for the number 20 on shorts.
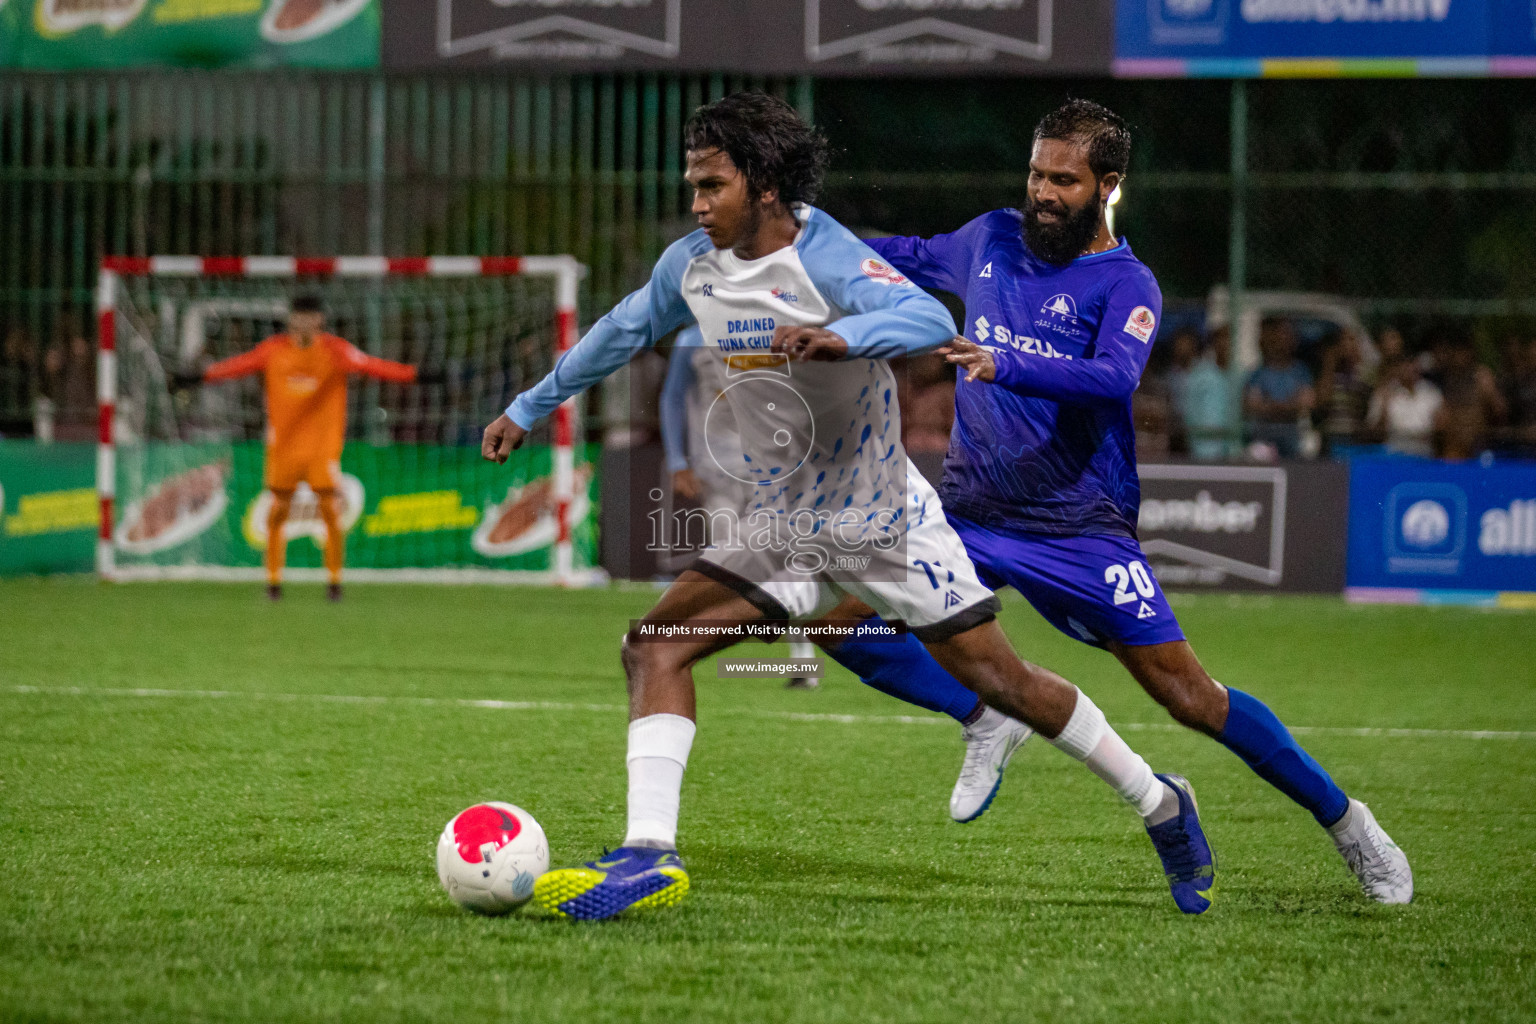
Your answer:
[1105,561,1156,606]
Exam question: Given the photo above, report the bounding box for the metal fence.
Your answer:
[0,71,811,435]
[4,72,1535,440]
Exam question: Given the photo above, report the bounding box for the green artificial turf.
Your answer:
[1,580,1533,1022]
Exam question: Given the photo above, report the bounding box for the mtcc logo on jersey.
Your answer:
[1041,294,1078,322]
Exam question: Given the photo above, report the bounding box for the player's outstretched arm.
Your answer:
[485,236,698,462]
[977,279,1161,406]
[798,214,957,360]
[200,339,275,383]
[345,348,416,383]
[863,214,990,295]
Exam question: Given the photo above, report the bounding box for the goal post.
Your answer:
[95,254,598,585]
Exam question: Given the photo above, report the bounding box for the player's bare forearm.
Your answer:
[481,414,527,464]
[771,325,848,362]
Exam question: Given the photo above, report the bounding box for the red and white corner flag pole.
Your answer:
[532,257,582,586]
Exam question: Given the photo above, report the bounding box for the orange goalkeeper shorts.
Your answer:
[264,449,340,493]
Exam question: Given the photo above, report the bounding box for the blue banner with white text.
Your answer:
[1116,0,1536,74]
[1347,457,1536,600]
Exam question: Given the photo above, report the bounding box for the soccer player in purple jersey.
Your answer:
[865,99,1411,904]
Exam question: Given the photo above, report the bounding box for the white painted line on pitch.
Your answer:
[7,685,1536,740]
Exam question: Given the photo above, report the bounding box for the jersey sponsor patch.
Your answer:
[860,257,909,286]
[1124,306,1156,344]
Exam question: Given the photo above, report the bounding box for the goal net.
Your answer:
[96,256,599,585]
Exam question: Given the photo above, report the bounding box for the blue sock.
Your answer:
[1219,687,1349,827]
[824,616,982,724]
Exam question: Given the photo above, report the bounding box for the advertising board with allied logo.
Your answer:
[383,0,1114,75]
[1347,456,1536,605]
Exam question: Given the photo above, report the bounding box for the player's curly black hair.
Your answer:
[684,92,830,206]
[1033,99,1132,180]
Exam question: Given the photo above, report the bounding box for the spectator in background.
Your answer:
[1366,356,1443,457]
[1315,328,1373,454]
[1180,326,1235,461]
[1505,335,1536,455]
[1436,333,1507,461]
[1163,327,1201,453]
[1376,325,1406,365]
[1243,318,1314,459]
[897,352,956,455]
[41,316,97,443]
[1132,362,1172,459]
[0,326,38,437]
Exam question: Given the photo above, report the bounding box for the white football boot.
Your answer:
[784,637,819,690]
[950,706,1033,822]
[1329,799,1413,904]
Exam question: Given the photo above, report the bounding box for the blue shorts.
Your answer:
[950,516,1186,650]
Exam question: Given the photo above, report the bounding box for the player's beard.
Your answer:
[1023,192,1103,266]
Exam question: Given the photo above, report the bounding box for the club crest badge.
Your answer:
[1124,306,1157,343]
[860,258,908,286]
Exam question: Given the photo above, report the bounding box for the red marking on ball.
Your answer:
[452,805,522,863]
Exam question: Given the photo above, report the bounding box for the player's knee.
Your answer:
[621,629,687,680]
[1159,674,1225,733]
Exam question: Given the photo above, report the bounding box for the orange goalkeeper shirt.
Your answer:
[203,333,416,460]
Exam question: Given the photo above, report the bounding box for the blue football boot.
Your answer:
[1145,773,1216,914]
[533,846,690,920]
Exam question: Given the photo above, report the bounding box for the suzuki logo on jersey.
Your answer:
[972,316,1072,360]
[770,288,799,304]
[860,258,909,286]
[1041,294,1078,322]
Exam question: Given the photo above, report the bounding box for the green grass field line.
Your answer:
[10,683,1536,740]
[1,581,1534,1023]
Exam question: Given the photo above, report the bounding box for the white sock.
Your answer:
[789,639,815,661]
[623,713,696,850]
[1047,689,1166,818]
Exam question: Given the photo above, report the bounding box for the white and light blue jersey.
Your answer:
[509,205,957,525]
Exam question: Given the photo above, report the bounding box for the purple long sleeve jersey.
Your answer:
[868,208,1163,538]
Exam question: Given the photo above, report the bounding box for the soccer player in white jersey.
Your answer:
[481,94,1215,920]
[660,328,819,687]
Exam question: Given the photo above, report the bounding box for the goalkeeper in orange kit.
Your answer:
[179,295,427,601]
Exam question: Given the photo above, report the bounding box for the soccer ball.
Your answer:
[435,802,549,915]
